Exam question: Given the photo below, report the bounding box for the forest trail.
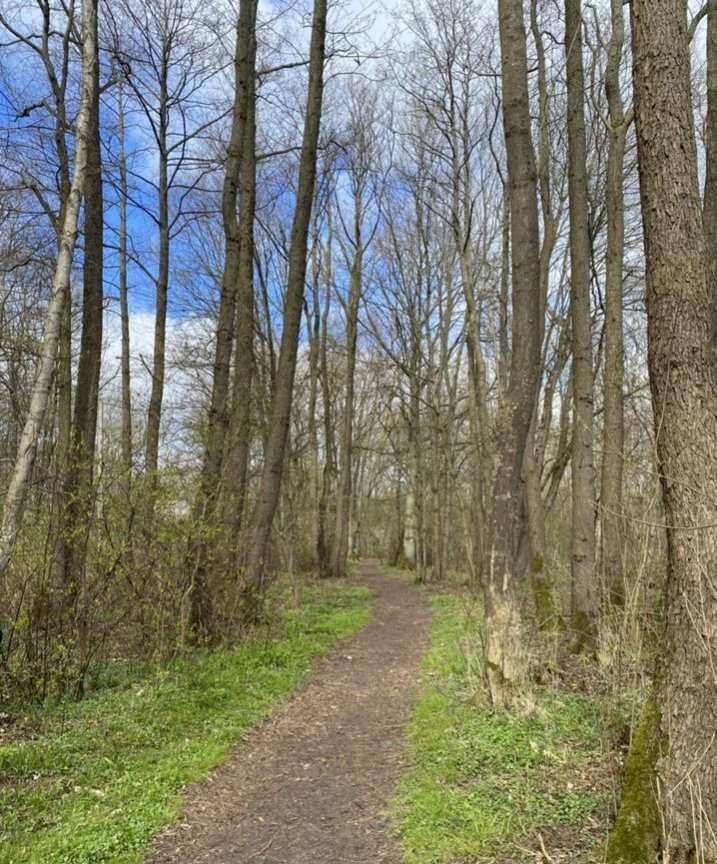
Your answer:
[148,561,431,864]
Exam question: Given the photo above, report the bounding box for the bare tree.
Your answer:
[0,0,99,578]
[565,0,598,651]
[329,85,381,578]
[185,0,259,640]
[599,0,629,606]
[110,0,220,486]
[482,0,543,705]
[243,0,328,613]
[60,0,103,597]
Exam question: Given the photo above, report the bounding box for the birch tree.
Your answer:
[0,0,99,578]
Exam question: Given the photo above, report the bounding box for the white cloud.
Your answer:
[101,310,216,468]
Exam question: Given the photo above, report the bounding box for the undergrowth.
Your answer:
[0,580,371,864]
[396,593,612,863]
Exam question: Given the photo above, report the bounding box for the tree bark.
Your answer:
[307,228,323,577]
[62,9,103,596]
[607,1,717,859]
[600,0,628,607]
[705,0,717,325]
[186,0,258,639]
[565,0,598,650]
[525,0,561,630]
[482,0,542,706]
[318,220,335,577]
[219,38,258,549]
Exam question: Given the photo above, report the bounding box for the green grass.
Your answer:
[396,593,610,863]
[0,581,371,864]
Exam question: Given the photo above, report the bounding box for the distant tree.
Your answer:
[108,0,221,487]
[329,82,381,578]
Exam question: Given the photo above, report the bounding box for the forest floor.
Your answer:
[2,564,625,864]
[0,579,372,864]
[147,559,431,864]
[394,587,616,863]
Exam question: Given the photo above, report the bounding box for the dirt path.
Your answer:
[148,561,431,864]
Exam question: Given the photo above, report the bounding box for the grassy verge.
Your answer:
[396,593,611,863]
[0,581,371,864]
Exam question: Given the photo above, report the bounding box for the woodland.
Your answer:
[0,0,715,861]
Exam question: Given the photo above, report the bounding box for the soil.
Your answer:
[148,560,431,864]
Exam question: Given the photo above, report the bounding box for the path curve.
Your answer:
[148,560,430,864]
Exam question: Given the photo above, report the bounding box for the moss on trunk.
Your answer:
[531,558,563,632]
[605,692,664,863]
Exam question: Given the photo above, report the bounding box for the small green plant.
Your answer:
[395,594,611,862]
[0,581,371,864]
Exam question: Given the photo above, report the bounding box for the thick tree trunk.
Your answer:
[243,0,327,612]
[0,0,97,579]
[607,1,717,860]
[483,0,542,706]
[565,0,598,651]
[524,415,561,630]
[706,0,717,324]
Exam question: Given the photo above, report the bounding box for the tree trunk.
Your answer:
[318,229,335,577]
[118,72,133,497]
[705,0,717,326]
[565,0,598,651]
[219,25,258,550]
[307,228,323,577]
[329,246,362,578]
[51,262,73,590]
[243,0,327,613]
[600,0,628,607]
[607,1,717,859]
[185,0,258,639]
[525,0,561,630]
[403,436,418,569]
[62,13,103,597]
[482,0,542,706]
[0,0,97,579]
[144,53,170,485]
[524,413,561,630]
